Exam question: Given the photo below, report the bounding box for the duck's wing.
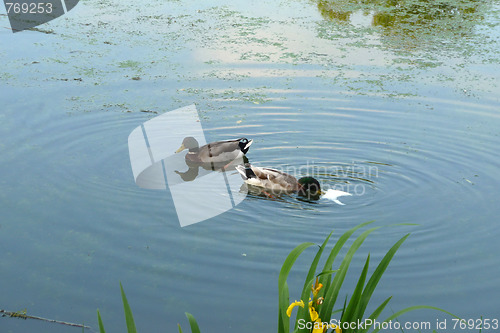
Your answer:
[246,166,298,191]
[197,138,252,162]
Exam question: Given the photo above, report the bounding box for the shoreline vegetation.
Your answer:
[1,222,464,332]
[97,222,459,333]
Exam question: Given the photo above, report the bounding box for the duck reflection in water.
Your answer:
[174,137,253,181]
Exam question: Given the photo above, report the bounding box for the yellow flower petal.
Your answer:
[312,320,326,333]
[309,306,319,321]
[286,300,304,317]
[330,324,342,333]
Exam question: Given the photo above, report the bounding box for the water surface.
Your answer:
[1,0,499,332]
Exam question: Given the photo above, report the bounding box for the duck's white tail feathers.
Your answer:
[235,165,248,179]
[235,164,251,180]
[322,189,352,205]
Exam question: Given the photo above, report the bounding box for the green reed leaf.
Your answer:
[320,221,374,290]
[353,233,410,323]
[357,297,393,333]
[319,226,380,322]
[185,312,201,333]
[341,254,370,329]
[278,242,315,333]
[295,232,333,331]
[97,309,106,333]
[317,269,338,277]
[120,282,137,333]
[371,305,459,333]
[278,281,289,333]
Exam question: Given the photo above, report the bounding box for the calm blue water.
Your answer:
[1,1,499,332]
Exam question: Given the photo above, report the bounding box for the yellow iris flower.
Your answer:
[286,300,318,320]
[286,278,342,333]
[286,299,341,333]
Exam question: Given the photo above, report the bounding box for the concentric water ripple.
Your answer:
[2,86,499,332]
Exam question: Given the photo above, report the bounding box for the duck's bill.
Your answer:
[244,139,253,150]
[175,144,185,153]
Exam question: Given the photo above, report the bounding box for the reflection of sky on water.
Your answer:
[1,0,498,99]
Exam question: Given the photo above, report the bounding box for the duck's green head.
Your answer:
[297,177,321,199]
[175,137,199,153]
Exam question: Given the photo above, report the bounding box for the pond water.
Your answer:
[1,0,499,332]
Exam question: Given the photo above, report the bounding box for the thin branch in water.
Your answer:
[1,309,96,332]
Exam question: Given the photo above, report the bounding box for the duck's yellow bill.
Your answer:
[175,144,185,153]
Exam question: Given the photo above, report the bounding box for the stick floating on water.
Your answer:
[0,309,95,331]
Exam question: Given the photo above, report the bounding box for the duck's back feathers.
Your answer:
[197,138,251,162]
[179,137,252,164]
[236,164,299,192]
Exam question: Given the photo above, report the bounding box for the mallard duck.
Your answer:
[175,137,253,165]
[235,163,321,198]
